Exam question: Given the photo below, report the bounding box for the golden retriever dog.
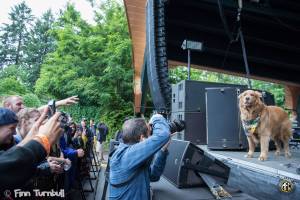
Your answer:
[239,90,292,161]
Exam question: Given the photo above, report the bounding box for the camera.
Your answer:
[150,118,185,135]
[55,160,72,171]
[47,100,56,119]
[168,119,185,134]
[150,111,186,134]
[47,100,70,129]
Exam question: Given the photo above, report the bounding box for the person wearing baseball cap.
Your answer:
[0,107,63,189]
[0,108,19,150]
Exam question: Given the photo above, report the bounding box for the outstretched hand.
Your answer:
[38,96,79,113]
[57,96,79,107]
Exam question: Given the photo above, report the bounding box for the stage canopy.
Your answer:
[124,0,300,113]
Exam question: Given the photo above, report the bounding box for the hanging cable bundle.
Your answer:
[217,0,252,89]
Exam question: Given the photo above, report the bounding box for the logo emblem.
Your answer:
[4,190,11,197]
[279,178,294,193]
[3,190,13,200]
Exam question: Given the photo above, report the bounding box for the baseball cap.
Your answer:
[0,108,19,126]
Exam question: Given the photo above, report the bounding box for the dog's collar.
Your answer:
[242,116,261,136]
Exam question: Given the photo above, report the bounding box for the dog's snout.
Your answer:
[245,96,250,101]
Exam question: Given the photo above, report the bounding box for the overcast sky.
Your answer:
[0,0,96,24]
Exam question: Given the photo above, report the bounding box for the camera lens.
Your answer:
[169,119,185,133]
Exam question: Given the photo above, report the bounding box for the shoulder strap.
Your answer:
[102,148,117,200]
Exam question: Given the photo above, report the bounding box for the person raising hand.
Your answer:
[0,108,63,189]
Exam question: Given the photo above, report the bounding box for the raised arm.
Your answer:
[0,110,63,189]
[38,96,79,112]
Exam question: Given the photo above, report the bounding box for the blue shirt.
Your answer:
[59,135,77,160]
[109,115,170,200]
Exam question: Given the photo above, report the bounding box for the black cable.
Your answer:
[221,41,232,69]
[217,0,234,42]
[271,15,300,33]
[218,0,241,69]
[221,21,240,69]
[239,28,252,89]
[218,0,252,88]
[266,0,300,33]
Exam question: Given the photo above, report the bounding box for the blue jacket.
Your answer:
[59,135,77,160]
[109,115,170,200]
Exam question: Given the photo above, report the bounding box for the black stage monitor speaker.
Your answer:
[163,139,230,188]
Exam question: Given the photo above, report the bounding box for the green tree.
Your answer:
[0,77,28,95]
[0,64,27,82]
[0,29,10,67]
[94,0,133,110]
[0,1,34,66]
[23,93,41,107]
[35,1,133,135]
[24,10,56,88]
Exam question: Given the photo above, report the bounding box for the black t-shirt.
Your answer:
[97,123,109,142]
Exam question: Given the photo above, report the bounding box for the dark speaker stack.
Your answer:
[171,80,245,145]
[206,87,275,150]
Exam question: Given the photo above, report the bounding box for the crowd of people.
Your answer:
[0,95,109,198]
[0,94,182,200]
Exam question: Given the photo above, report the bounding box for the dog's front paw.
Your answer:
[258,154,267,161]
[244,153,253,158]
[275,151,281,156]
[285,152,292,158]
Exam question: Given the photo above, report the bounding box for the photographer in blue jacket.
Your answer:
[109,114,184,200]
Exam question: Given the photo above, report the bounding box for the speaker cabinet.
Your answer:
[163,139,230,188]
[171,111,206,144]
[206,87,247,150]
[171,80,245,145]
[171,80,245,113]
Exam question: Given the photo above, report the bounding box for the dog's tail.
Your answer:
[282,119,293,140]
